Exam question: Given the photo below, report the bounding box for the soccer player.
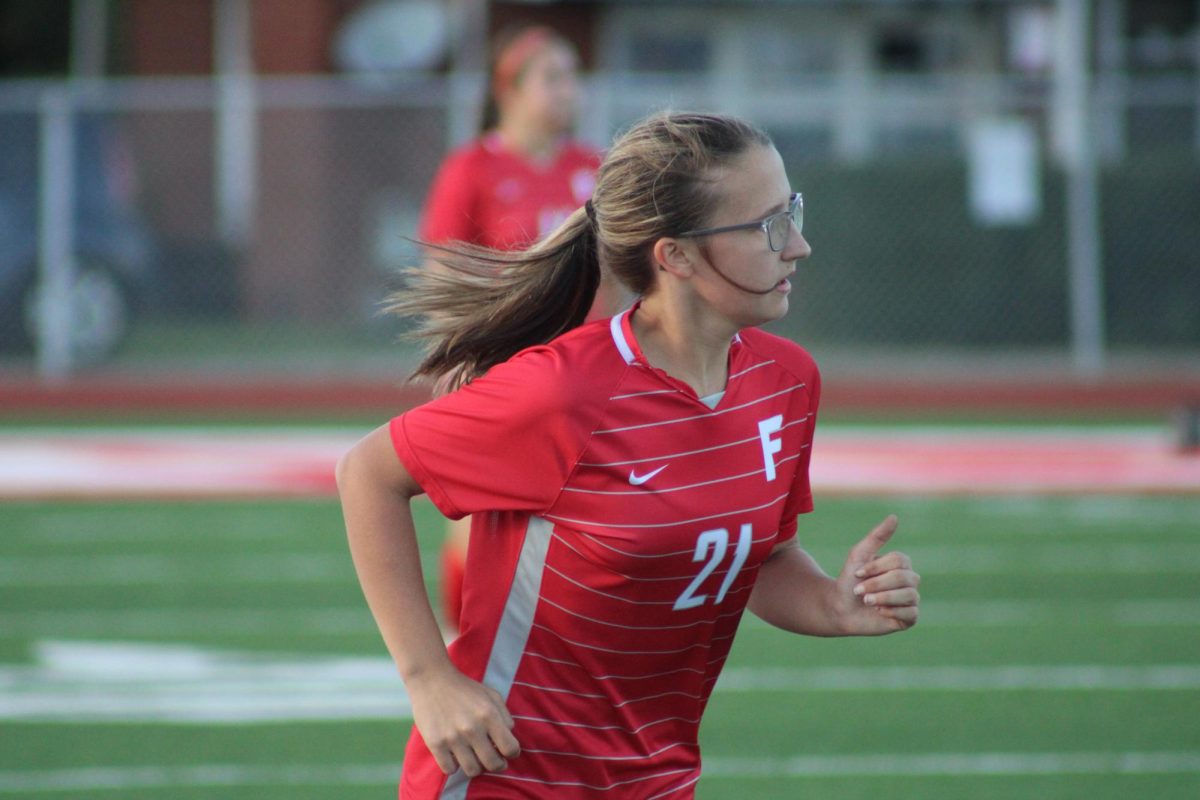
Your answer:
[421,25,601,251]
[338,111,921,799]
[419,25,612,632]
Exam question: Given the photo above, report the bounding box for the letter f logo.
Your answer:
[757,415,783,481]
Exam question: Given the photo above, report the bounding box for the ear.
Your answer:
[652,237,699,280]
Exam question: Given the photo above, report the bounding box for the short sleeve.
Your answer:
[390,348,587,520]
[419,147,482,245]
[775,360,822,543]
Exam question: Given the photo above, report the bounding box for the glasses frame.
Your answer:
[677,192,803,253]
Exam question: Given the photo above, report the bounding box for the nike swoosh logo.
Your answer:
[628,464,668,486]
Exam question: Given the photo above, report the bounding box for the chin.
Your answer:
[758,295,790,324]
[732,298,788,330]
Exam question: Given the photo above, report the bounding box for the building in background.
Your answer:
[1,0,1197,375]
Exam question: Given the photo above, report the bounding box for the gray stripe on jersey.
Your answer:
[440,515,552,800]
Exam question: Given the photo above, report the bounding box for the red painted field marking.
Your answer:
[0,427,1196,499]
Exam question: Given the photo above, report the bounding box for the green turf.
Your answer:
[2,495,1198,799]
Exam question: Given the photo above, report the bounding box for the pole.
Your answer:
[447,0,489,148]
[36,87,77,381]
[214,0,257,246]
[70,0,108,77]
[1055,0,1106,377]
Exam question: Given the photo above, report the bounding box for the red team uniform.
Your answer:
[420,132,601,250]
[390,304,821,799]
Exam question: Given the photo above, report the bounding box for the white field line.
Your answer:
[2,598,1197,640]
[742,599,1200,630]
[3,639,1199,724]
[14,495,1196,546]
[3,541,1198,587]
[713,664,1200,692]
[0,763,399,794]
[3,425,1198,498]
[0,551,437,587]
[702,751,1200,778]
[0,553,349,586]
[2,752,1199,793]
[0,607,378,637]
[948,495,1200,528]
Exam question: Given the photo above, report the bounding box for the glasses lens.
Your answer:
[766,195,803,251]
[767,214,786,251]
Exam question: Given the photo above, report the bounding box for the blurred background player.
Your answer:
[418,24,620,634]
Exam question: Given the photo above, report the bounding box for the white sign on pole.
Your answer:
[966,117,1041,227]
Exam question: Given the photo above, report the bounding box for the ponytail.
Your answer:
[387,208,600,388]
[392,110,775,389]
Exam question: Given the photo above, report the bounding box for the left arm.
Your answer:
[748,515,920,637]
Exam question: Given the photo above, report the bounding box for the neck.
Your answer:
[496,120,560,162]
[631,293,738,398]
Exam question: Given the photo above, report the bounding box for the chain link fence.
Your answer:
[1,70,1197,383]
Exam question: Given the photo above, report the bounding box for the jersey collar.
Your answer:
[608,301,743,367]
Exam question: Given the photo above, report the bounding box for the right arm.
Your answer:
[335,424,520,776]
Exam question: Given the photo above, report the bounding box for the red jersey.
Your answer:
[390,306,821,799]
[420,133,601,249]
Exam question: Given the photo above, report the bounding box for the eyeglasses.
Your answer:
[678,192,803,253]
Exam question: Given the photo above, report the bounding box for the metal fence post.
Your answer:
[1055,0,1107,377]
[214,0,257,247]
[36,85,76,381]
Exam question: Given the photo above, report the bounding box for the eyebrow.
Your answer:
[754,198,789,219]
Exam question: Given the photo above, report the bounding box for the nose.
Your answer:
[782,227,811,262]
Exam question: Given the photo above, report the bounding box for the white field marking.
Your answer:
[2,752,1199,794]
[3,641,1199,724]
[0,640,412,723]
[0,763,399,794]
[808,426,1200,494]
[0,607,378,637]
[794,542,1200,575]
[902,542,1200,574]
[922,599,1200,627]
[702,751,1200,778]
[5,424,1195,499]
[1,599,1197,641]
[713,664,1200,692]
[955,494,1200,529]
[4,539,1195,588]
[737,599,1200,629]
[0,552,353,586]
[0,428,357,499]
[2,597,1200,642]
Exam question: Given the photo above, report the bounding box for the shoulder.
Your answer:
[468,318,624,415]
[560,139,603,169]
[737,328,820,385]
[435,138,495,177]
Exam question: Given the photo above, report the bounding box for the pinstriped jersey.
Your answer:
[420,133,601,250]
[390,306,820,799]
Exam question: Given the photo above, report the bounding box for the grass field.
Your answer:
[2,489,1199,799]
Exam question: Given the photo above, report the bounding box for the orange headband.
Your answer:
[492,26,557,97]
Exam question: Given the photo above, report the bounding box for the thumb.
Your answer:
[843,515,898,575]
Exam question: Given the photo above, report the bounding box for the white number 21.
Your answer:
[673,523,753,611]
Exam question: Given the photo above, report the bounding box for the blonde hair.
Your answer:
[389,111,773,388]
